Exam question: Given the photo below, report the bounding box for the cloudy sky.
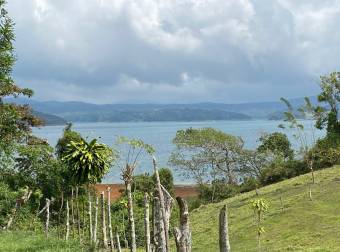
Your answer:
[7,0,340,104]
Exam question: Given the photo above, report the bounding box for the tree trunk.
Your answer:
[174,197,191,252]
[125,180,137,252]
[219,205,230,252]
[153,196,166,252]
[93,196,99,246]
[101,191,108,249]
[66,200,70,240]
[144,193,151,252]
[116,231,122,252]
[88,192,93,242]
[45,198,51,237]
[107,187,114,252]
[76,186,81,240]
[153,157,170,252]
[5,189,32,230]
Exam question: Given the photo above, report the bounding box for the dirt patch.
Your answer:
[93,184,199,201]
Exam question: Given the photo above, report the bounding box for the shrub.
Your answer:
[198,180,239,203]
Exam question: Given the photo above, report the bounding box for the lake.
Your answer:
[32,120,324,183]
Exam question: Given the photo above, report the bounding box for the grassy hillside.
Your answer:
[1,166,339,251]
[190,165,340,252]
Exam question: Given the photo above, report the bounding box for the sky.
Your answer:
[7,0,340,104]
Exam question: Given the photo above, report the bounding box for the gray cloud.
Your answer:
[7,0,340,103]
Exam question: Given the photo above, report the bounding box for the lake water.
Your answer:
[32,120,324,184]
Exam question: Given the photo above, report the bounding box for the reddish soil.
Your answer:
[93,184,199,202]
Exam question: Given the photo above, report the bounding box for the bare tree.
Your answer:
[174,197,191,252]
[117,136,155,252]
[219,205,230,252]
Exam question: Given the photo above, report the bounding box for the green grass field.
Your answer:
[190,165,340,251]
[1,165,340,251]
[0,231,85,252]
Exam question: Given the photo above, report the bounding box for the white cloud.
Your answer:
[7,0,340,103]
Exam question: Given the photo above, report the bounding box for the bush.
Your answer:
[260,160,308,186]
[240,177,258,193]
[311,133,340,169]
[198,180,239,203]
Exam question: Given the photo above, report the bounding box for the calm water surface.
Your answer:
[32,120,324,183]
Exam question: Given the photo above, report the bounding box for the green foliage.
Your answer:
[198,179,239,203]
[0,181,18,227]
[132,168,174,196]
[315,72,340,133]
[310,132,340,169]
[0,0,42,155]
[257,132,294,160]
[62,137,116,185]
[116,136,155,156]
[169,127,244,184]
[240,177,258,193]
[15,143,62,195]
[153,168,174,195]
[260,159,308,185]
[55,123,82,158]
[0,231,85,251]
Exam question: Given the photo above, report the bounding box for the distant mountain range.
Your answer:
[4,96,317,124]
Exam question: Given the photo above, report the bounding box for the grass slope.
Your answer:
[190,165,340,252]
[0,231,85,252]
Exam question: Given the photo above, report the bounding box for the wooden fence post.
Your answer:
[88,192,93,242]
[93,196,99,245]
[219,204,230,252]
[66,200,70,240]
[174,197,191,252]
[144,193,151,252]
[45,198,51,237]
[101,191,108,249]
[107,187,114,252]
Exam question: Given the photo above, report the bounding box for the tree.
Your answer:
[62,137,115,185]
[0,0,42,164]
[257,132,293,160]
[315,72,340,134]
[56,123,82,159]
[63,136,116,242]
[169,128,244,185]
[116,136,155,252]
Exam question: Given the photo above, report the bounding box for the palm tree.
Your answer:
[63,136,117,242]
[63,137,116,185]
